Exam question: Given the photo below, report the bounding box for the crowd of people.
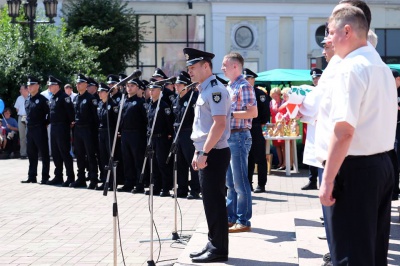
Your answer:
[1,0,399,264]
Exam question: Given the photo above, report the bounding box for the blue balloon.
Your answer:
[0,99,4,114]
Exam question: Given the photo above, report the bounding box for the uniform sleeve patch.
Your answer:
[260,95,266,102]
[92,99,98,106]
[212,92,221,103]
[113,106,119,113]
[65,97,71,103]
[165,108,171,115]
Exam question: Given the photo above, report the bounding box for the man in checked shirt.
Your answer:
[221,52,257,233]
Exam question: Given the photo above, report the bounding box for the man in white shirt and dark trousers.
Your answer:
[14,84,29,159]
[316,6,396,265]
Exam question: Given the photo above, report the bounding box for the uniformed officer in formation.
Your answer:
[46,75,76,187]
[184,47,231,263]
[96,82,119,190]
[171,71,200,199]
[21,76,51,184]
[244,68,269,193]
[71,74,99,189]
[152,68,176,107]
[108,74,123,104]
[119,78,148,193]
[87,77,100,102]
[146,81,174,196]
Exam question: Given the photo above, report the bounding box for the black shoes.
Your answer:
[191,251,228,263]
[189,247,208,258]
[171,192,187,199]
[117,186,133,192]
[21,178,37,184]
[62,180,73,187]
[132,187,145,194]
[47,178,63,186]
[253,186,266,193]
[69,179,87,188]
[160,190,171,197]
[40,179,49,185]
[187,192,200,199]
[88,181,98,190]
[301,181,318,190]
[145,189,161,196]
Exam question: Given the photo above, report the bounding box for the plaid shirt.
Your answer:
[227,75,257,130]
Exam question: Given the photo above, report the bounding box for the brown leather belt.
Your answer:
[231,128,249,133]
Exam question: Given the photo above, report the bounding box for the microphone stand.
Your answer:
[139,90,164,266]
[101,70,141,266]
[166,83,196,240]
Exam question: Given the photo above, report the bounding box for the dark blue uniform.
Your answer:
[25,93,50,183]
[161,87,176,107]
[120,95,147,192]
[48,89,75,185]
[248,87,270,191]
[97,99,119,185]
[147,99,174,195]
[172,90,200,198]
[72,91,99,187]
[110,90,124,185]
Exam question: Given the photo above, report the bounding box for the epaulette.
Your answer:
[211,79,218,87]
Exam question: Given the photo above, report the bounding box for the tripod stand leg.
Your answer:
[112,163,118,266]
[172,153,179,240]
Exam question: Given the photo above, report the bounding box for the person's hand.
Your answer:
[191,153,198,171]
[319,179,336,206]
[196,154,208,170]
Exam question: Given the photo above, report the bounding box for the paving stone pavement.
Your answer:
[0,158,399,265]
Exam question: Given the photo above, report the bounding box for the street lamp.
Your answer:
[7,0,58,41]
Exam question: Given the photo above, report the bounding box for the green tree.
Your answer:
[62,0,146,75]
[0,7,107,111]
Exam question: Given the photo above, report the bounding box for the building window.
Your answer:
[127,14,205,79]
[376,29,400,64]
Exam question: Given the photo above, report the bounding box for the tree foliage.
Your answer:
[0,7,106,111]
[62,0,146,74]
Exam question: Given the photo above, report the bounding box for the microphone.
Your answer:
[152,76,176,86]
[184,82,198,90]
[110,69,142,90]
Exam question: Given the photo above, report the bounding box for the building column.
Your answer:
[293,16,309,69]
[212,14,226,69]
[265,16,280,70]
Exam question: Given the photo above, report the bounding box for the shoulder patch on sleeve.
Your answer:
[92,99,98,106]
[65,97,71,103]
[259,95,266,102]
[212,92,221,103]
[113,106,119,113]
[165,107,171,115]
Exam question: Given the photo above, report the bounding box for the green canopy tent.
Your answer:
[255,69,313,90]
[388,64,400,72]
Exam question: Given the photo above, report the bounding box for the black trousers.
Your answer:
[327,152,393,265]
[98,129,114,183]
[121,130,146,189]
[199,147,231,255]
[248,125,267,187]
[27,125,50,181]
[74,126,98,182]
[308,165,318,184]
[51,124,74,181]
[151,136,173,191]
[176,130,200,194]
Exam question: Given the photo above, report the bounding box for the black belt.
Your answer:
[151,134,163,138]
[99,128,115,131]
[231,128,250,133]
[51,122,69,126]
[322,151,387,166]
[175,127,192,131]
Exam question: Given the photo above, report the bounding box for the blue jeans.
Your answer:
[226,130,252,226]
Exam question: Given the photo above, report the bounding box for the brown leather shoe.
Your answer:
[229,223,251,233]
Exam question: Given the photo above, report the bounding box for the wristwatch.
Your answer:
[197,151,209,157]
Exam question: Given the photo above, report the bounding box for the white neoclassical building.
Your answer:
[1,0,400,78]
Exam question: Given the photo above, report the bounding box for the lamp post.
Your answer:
[7,0,58,41]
